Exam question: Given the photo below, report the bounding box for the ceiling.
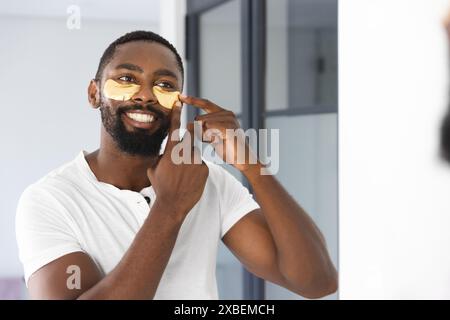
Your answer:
[0,0,161,22]
[0,0,337,27]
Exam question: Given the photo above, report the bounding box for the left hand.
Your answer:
[179,94,258,172]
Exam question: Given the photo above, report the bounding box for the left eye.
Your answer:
[119,76,134,82]
[156,82,174,89]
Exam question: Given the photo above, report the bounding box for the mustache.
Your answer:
[118,103,166,119]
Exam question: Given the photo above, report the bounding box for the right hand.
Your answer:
[146,104,208,221]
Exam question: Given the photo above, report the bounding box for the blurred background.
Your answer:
[0,0,338,299]
[340,0,450,300]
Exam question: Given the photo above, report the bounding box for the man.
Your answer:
[16,31,337,299]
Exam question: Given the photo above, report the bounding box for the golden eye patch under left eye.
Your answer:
[103,79,141,101]
[152,86,180,109]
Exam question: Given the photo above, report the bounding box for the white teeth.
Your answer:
[126,112,155,123]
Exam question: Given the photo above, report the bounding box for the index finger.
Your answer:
[179,94,223,114]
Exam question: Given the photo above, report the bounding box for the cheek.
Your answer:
[99,102,121,122]
[99,96,122,116]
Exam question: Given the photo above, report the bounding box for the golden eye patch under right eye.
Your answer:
[103,79,141,101]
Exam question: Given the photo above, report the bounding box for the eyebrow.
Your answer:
[153,68,178,79]
[115,63,144,73]
[114,64,178,80]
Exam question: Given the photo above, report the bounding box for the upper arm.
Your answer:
[16,185,100,299]
[28,251,102,300]
[222,209,292,289]
[209,163,297,289]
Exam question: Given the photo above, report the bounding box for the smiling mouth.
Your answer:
[122,111,159,129]
[126,112,156,123]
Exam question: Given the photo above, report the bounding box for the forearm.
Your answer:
[243,163,337,294]
[77,201,185,300]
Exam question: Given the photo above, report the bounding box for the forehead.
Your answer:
[105,41,182,79]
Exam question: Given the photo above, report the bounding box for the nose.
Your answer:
[132,84,158,105]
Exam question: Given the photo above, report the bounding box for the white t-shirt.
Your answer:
[15,150,260,299]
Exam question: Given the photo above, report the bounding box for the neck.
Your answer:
[85,128,159,192]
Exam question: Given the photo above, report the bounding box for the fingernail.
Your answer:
[179,94,187,99]
[175,101,182,107]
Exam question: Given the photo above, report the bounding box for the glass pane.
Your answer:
[199,0,242,115]
[199,0,244,299]
[265,114,338,299]
[266,0,337,111]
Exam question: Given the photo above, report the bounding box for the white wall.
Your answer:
[0,15,158,280]
[339,0,450,299]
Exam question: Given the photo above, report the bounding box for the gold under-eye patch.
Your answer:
[152,86,180,109]
[103,79,141,101]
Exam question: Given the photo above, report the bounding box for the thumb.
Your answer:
[183,121,202,164]
[184,121,195,146]
[146,155,163,179]
[166,104,182,150]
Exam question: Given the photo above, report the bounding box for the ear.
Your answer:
[88,79,100,109]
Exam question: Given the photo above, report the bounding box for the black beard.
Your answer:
[99,99,170,157]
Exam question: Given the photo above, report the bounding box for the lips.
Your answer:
[126,112,155,122]
[122,111,158,130]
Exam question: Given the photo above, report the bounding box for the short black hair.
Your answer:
[95,30,184,82]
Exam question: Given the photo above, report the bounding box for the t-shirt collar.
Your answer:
[75,150,153,194]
